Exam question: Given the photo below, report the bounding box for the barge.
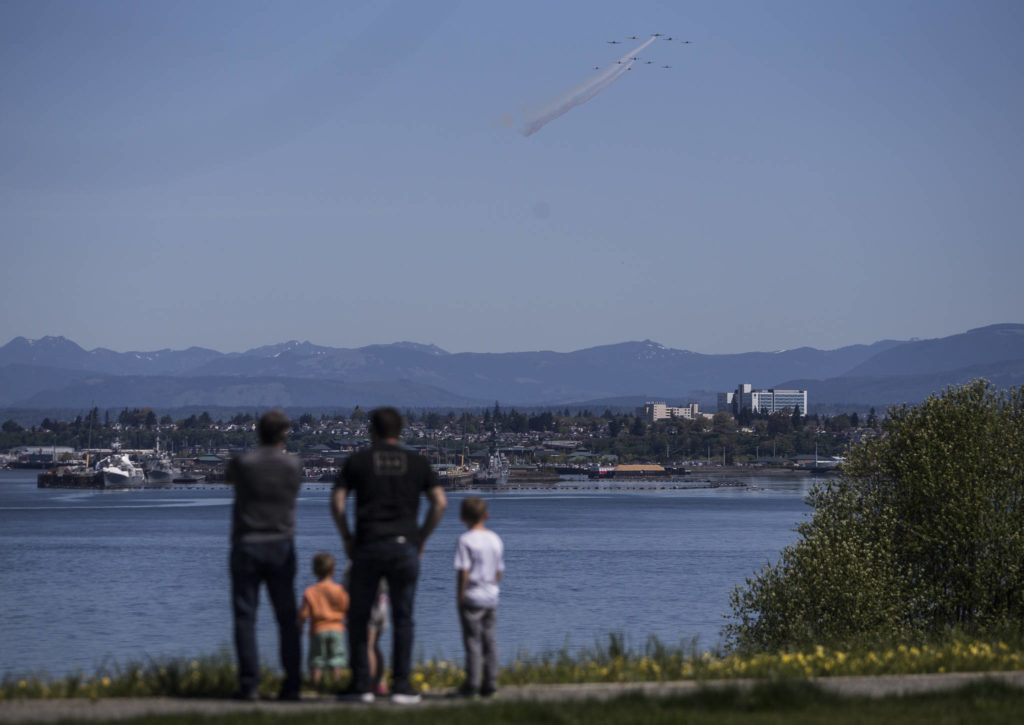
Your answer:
[37,467,106,489]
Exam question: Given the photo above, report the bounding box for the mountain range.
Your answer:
[2,324,1023,412]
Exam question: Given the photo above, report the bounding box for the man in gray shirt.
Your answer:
[227,409,303,701]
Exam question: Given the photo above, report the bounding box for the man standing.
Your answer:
[227,409,303,701]
[332,407,447,704]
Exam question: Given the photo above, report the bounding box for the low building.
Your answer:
[637,402,701,422]
[719,383,807,415]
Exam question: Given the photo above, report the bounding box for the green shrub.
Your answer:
[725,380,1024,651]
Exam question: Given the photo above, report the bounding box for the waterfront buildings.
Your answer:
[718,383,808,416]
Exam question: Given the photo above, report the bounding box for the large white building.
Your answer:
[638,401,701,422]
[718,383,807,416]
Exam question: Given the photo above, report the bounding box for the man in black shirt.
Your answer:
[227,409,303,701]
[332,407,447,704]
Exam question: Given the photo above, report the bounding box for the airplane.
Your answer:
[645,61,653,64]
[651,33,663,36]
[662,65,672,68]
[682,40,693,44]
[628,35,640,39]
[607,40,621,44]
[593,66,600,70]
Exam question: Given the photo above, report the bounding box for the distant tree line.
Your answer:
[2,401,877,462]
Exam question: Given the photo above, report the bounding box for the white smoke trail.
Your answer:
[522,36,657,137]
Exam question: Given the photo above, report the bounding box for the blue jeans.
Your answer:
[347,539,419,693]
[230,538,301,695]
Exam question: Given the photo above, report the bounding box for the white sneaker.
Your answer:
[390,692,422,705]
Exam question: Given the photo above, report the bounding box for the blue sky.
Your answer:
[2,0,1022,355]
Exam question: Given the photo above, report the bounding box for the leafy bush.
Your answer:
[726,380,1024,651]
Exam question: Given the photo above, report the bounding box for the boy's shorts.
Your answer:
[308,630,347,669]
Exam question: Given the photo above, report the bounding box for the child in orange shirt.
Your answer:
[299,552,350,684]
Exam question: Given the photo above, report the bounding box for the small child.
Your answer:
[454,496,505,697]
[298,552,350,684]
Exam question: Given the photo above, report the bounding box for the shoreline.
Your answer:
[9,469,821,494]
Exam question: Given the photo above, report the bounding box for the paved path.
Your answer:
[3,671,1024,723]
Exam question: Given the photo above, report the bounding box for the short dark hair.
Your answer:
[312,551,335,579]
[370,407,403,439]
[258,409,290,445]
[460,496,488,525]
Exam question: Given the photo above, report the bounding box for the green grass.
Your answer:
[5,633,1024,701]
[1,652,246,700]
[20,681,1024,725]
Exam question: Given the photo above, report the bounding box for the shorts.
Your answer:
[308,630,348,669]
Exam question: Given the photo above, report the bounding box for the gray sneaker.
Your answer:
[390,692,422,705]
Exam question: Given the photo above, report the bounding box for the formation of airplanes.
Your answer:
[593,33,692,70]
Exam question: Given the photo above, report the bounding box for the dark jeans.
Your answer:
[347,539,420,693]
[459,605,498,692]
[230,538,301,695]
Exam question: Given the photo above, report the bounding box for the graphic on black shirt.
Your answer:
[373,450,408,477]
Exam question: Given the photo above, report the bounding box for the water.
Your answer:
[0,470,814,677]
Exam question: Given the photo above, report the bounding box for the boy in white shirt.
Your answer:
[454,496,504,697]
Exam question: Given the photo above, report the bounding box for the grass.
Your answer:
[10,681,1024,725]
[0,652,242,701]
[4,633,1024,701]
[422,633,1024,690]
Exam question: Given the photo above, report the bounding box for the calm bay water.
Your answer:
[0,469,813,677]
